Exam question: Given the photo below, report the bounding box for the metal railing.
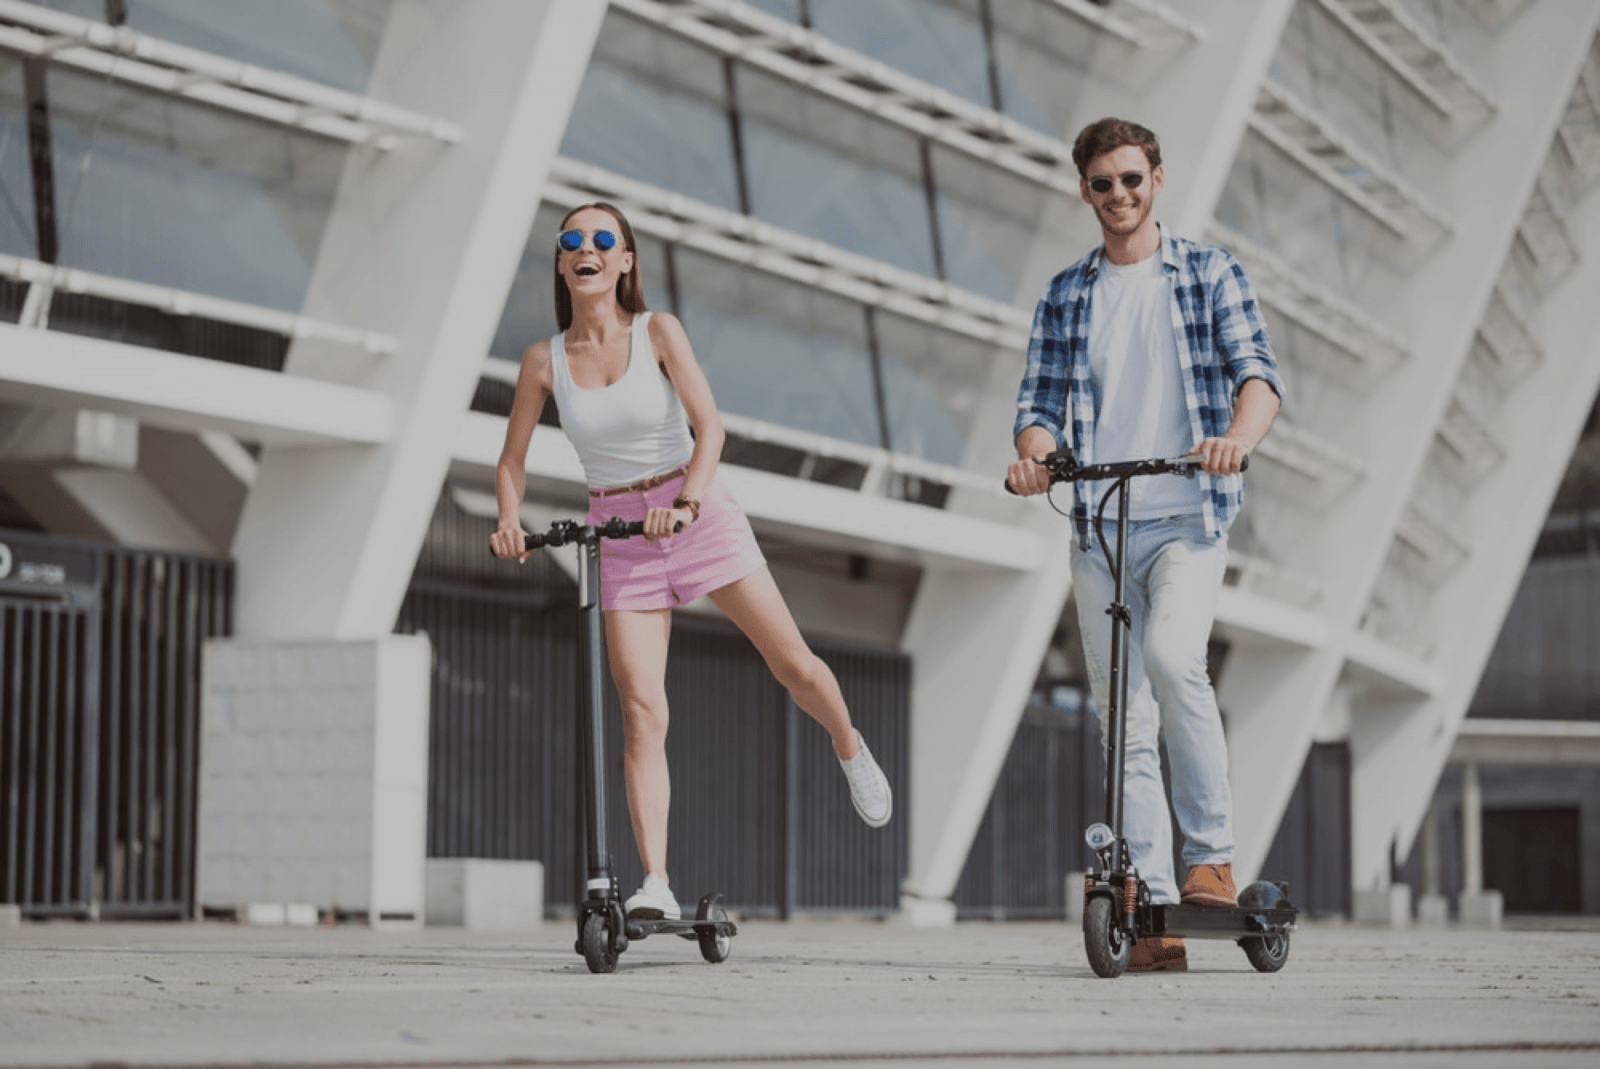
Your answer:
[397,578,910,917]
[0,531,232,917]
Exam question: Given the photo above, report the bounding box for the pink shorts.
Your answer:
[585,471,766,611]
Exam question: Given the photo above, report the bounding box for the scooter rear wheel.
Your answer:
[1237,880,1292,973]
[581,911,619,974]
[1082,895,1130,978]
[697,898,732,964]
[1241,932,1290,973]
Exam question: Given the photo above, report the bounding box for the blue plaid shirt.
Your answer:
[1015,226,1284,548]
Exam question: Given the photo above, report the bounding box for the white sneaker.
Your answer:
[624,873,680,920]
[838,731,892,828]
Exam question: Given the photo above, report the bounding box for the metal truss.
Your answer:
[1250,81,1452,244]
[1208,222,1410,379]
[482,347,1006,506]
[1,253,395,356]
[1313,0,1498,124]
[1556,37,1600,181]
[1252,418,1367,506]
[1434,395,1506,482]
[606,0,1197,199]
[1474,283,1542,380]
[0,0,460,148]
[545,156,1032,351]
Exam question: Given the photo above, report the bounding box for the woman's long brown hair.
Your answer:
[554,201,648,331]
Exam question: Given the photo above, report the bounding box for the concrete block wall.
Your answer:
[196,635,431,925]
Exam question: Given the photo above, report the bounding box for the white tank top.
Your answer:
[549,311,695,489]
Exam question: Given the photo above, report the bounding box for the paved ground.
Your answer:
[3,914,1599,1068]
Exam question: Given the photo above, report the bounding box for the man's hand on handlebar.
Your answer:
[1190,435,1252,476]
[1005,455,1052,496]
[490,524,532,562]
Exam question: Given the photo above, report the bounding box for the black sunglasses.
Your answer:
[1087,171,1147,195]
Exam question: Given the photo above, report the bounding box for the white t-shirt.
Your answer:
[1085,252,1206,520]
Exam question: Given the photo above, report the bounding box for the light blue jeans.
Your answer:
[1070,514,1233,904]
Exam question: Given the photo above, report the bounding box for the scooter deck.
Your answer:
[1143,902,1297,940]
[625,916,738,941]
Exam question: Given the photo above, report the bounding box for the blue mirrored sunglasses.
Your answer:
[557,228,619,253]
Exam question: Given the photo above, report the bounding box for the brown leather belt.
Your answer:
[589,466,688,498]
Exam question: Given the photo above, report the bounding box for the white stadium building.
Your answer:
[1,0,1598,926]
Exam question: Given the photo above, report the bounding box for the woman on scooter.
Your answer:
[488,202,893,921]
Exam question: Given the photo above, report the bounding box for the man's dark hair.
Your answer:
[1071,118,1162,177]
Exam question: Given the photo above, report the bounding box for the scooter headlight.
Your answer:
[1084,823,1115,851]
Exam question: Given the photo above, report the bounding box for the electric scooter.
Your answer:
[1012,448,1298,978]
[509,516,737,973]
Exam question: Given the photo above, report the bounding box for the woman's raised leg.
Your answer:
[710,566,892,826]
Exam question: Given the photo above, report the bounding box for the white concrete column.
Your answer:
[1346,7,1600,894]
[1416,799,1449,926]
[1456,761,1503,927]
[1460,762,1482,896]
[196,635,431,926]
[1237,0,1600,895]
[229,0,605,641]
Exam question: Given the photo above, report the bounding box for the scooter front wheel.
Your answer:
[1082,894,1130,978]
[581,911,619,974]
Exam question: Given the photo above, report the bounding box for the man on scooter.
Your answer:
[1006,118,1284,973]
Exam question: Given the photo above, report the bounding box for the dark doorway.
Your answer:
[1481,806,1582,914]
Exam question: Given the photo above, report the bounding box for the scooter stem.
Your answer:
[578,528,613,900]
[1104,478,1133,850]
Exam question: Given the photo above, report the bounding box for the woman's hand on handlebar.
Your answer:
[1006,455,1053,496]
[1191,435,1251,475]
[490,524,531,561]
[642,506,691,541]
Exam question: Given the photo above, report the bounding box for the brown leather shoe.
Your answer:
[1128,935,1187,972]
[1181,863,1237,907]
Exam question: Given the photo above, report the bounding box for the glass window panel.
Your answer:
[738,67,937,278]
[560,13,741,212]
[45,67,347,311]
[1213,135,1409,331]
[809,0,993,112]
[873,310,993,466]
[743,0,803,21]
[674,249,882,448]
[984,0,1096,138]
[930,144,1062,304]
[489,202,671,360]
[18,1,102,20]
[123,0,388,94]
[489,203,569,362]
[0,56,34,258]
[1268,2,1450,184]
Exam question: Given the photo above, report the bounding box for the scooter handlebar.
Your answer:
[490,518,683,555]
[1003,449,1246,494]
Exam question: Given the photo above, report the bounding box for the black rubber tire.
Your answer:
[1082,894,1130,978]
[581,911,619,974]
[1242,931,1290,973]
[697,901,732,964]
